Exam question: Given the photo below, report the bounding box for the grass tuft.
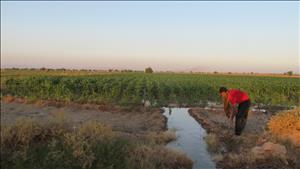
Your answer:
[204,133,220,153]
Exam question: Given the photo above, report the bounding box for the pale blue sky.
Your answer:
[1,1,299,73]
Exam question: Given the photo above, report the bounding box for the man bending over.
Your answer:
[219,87,251,135]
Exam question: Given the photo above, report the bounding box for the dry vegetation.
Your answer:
[204,133,220,153]
[147,130,177,145]
[268,108,300,147]
[1,118,192,169]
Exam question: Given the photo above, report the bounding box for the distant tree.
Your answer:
[286,71,293,76]
[40,67,46,71]
[57,68,66,71]
[213,71,218,74]
[228,72,232,74]
[108,69,113,72]
[145,67,153,73]
[121,69,132,72]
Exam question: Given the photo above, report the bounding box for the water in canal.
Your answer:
[163,107,216,169]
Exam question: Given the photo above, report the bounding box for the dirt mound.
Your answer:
[251,142,287,160]
[2,95,15,103]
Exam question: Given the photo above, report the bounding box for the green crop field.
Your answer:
[1,70,299,107]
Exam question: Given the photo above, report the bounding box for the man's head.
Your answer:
[219,87,228,98]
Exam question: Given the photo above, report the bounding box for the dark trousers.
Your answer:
[235,100,251,135]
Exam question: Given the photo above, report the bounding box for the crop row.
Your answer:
[1,73,299,106]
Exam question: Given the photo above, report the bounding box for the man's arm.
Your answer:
[229,105,236,118]
[223,96,231,118]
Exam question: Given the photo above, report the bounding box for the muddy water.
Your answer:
[163,107,216,169]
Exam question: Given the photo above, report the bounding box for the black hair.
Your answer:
[219,87,228,93]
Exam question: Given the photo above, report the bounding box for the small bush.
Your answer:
[147,131,177,145]
[129,145,193,169]
[204,133,220,153]
[268,108,300,149]
[268,108,300,136]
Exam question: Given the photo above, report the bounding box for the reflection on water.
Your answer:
[169,107,172,115]
[163,107,216,169]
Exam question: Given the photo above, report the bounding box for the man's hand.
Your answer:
[228,105,237,128]
[225,108,231,118]
[223,95,230,117]
[224,100,231,118]
[228,109,235,128]
[232,106,238,117]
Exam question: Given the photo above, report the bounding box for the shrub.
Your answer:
[1,119,193,169]
[1,120,129,169]
[147,131,177,145]
[268,108,300,148]
[129,145,193,169]
[204,133,220,153]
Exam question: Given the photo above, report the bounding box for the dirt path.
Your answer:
[1,101,166,134]
[189,108,270,135]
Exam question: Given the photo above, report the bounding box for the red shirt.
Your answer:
[227,89,250,106]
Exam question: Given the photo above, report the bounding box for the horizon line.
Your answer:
[1,67,299,75]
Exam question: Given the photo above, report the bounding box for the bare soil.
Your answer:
[189,108,270,135]
[1,100,166,134]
